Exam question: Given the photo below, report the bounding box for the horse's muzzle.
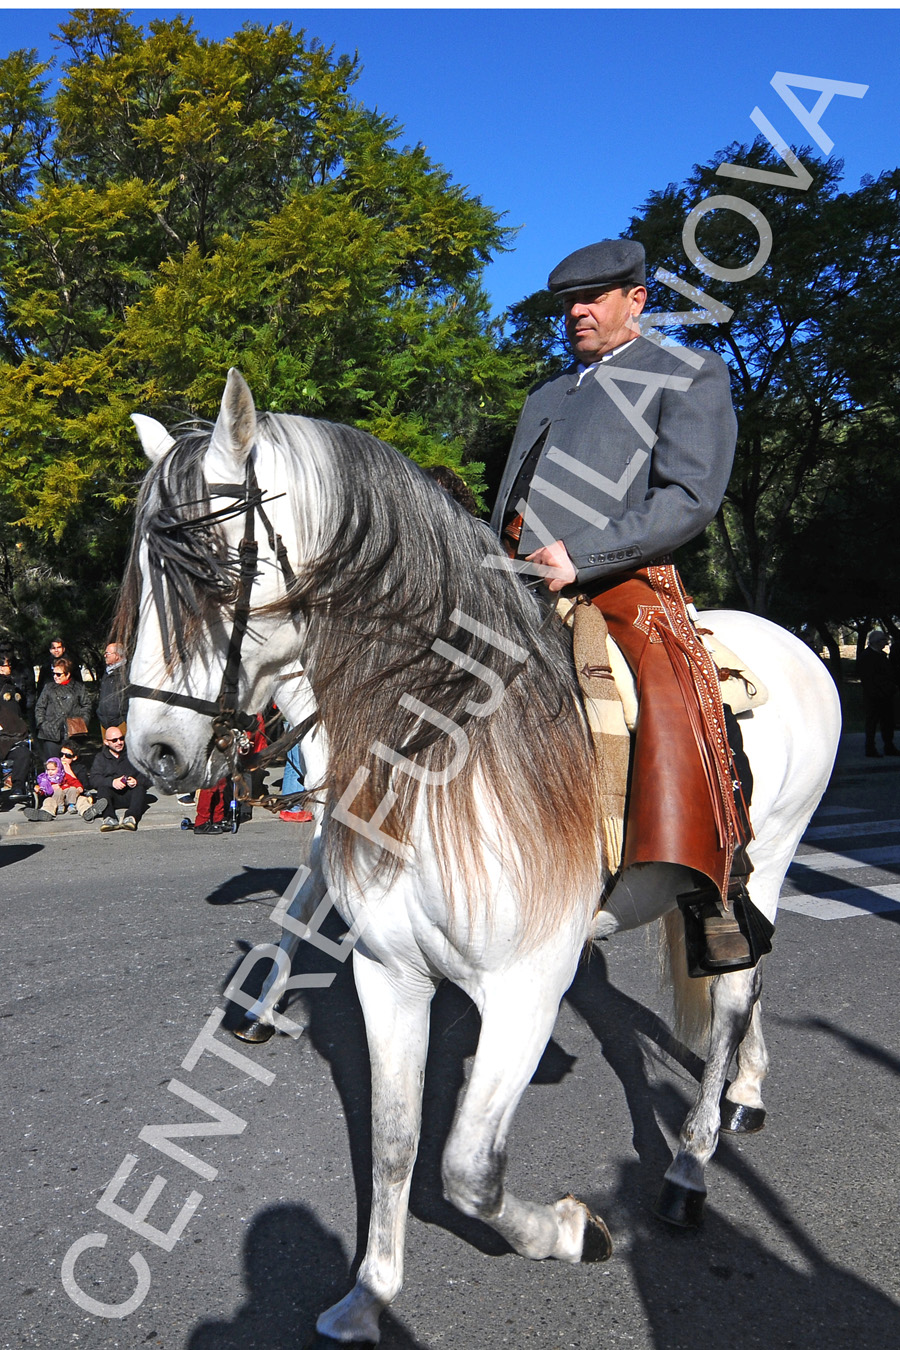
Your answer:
[144,740,189,790]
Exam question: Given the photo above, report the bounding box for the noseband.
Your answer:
[128,454,296,754]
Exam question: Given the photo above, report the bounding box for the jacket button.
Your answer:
[539,417,549,426]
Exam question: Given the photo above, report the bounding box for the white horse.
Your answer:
[123,371,840,1347]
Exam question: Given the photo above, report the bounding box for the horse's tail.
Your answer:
[659,911,712,1051]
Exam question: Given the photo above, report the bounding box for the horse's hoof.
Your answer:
[230,1015,276,1044]
[719,1097,766,1134]
[581,1210,613,1263]
[655,1178,706,1228]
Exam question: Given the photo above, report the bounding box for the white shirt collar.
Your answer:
[575,335,639,385]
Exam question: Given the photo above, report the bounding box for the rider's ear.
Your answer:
[206,368,256,481]
[131,414,175,464]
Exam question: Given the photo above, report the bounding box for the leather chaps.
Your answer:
[586,560,752,900]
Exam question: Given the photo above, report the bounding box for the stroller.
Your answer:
[0,732,36,809]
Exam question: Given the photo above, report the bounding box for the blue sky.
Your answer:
[2,7,897,315]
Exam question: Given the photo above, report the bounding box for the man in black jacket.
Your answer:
[90,729,149,831]
[96,643,128,733]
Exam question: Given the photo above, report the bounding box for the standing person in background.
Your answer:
[37,638,80,695]
[97,642,128,735]
[34,657,91,760]
[858,630,900,758]
[0,658,31,802]
[0,644,36,727]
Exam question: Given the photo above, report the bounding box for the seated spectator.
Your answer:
[0,663,31,803]
[60,743,107,820]
[23,755,106,822]
[90,728,149,832]
[35,657,91,759]
[97,642,128,734]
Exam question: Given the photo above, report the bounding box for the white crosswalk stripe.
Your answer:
[802,817,900,841]
[781,809,900,920]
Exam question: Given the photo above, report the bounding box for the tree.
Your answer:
[502,145,900,623]
[628,146,900,619]
[0,10,528,650]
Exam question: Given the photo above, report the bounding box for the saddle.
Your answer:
[558,598,767,874]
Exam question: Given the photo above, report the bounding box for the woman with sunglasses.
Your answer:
[34,657,91,760]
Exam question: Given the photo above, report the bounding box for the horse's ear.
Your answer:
[131,414,175,464]
[207,368,256,480]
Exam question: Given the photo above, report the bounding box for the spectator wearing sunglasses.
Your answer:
[90,728,149,832]
[35,657,91,759]
[23,750,107,823]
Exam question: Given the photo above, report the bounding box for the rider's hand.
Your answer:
[525,540,577,593]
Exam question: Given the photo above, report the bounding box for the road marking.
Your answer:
[802,818,900,841]
[783,810,900,919]
[779,884,900,921]
[790,845,900,873]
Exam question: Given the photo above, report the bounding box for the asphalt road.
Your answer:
[2,736,899,1350]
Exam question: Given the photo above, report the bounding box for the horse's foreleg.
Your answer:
[315,951,435,1346]
[441,977,612,1265]
[657,964,762,1227]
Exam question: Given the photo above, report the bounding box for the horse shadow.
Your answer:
[0,842,43,867]
[185,1201,427,1350]
[212,908,899,1348]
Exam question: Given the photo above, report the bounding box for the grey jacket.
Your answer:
[490,336,737,586]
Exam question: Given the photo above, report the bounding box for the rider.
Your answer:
[491,239,758,975]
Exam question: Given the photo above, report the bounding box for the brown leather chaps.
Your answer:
[587,561,750,899]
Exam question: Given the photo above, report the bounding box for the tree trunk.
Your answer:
[815,618,842,687]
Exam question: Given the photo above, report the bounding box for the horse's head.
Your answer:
[123,369,305,791]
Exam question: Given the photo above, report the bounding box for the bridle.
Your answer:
[127,453,297,756]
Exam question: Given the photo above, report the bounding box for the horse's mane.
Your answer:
[260,414,604,939]
[119,413,605,942]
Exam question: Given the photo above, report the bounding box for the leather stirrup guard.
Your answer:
[677,881,774,979]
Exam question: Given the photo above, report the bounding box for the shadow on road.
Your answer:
[185,1201,428,1349]
[0,841,43,866]
[204,864,297,906]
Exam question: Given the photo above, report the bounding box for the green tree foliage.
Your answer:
[0,10,527,649]
[628,147,900,620]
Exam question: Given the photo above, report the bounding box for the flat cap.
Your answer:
[548,239,646,295]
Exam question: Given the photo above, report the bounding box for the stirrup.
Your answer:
[677,879,774,978]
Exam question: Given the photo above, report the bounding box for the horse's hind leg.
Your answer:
[315,950,435,1346]
[441,975,612,1265]
[721,994,768,1133]
[657,964,762,1227]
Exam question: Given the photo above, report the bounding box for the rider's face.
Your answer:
[563,284,647,362]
